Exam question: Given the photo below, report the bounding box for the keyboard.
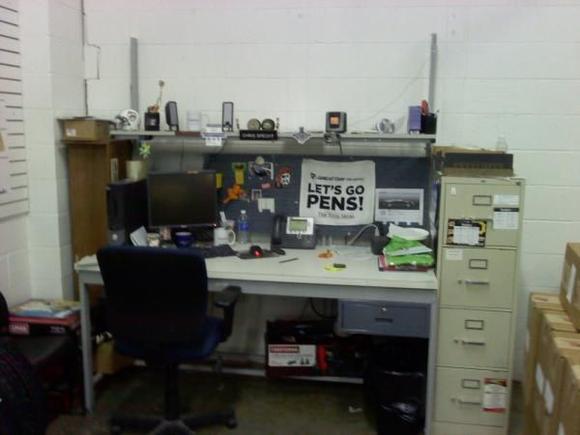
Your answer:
[196,244,238,259]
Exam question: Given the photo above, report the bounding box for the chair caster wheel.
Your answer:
[226,418,238,429]
[111,425,122,435]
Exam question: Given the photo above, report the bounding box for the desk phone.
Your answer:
[271,215,317,250]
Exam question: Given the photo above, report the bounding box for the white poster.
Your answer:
[299,159,375,226]
[375,188,424,224]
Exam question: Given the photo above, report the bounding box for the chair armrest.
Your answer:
[213,286,241,309]
[213,286,241,341]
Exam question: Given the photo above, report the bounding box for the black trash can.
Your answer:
[365,337,428,435]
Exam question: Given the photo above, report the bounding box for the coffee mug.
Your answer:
[174,231,193,248]
[214,227,236,246]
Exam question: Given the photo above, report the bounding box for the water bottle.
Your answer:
[238,209,250,244]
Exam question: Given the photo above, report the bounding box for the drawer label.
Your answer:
[483,378,507,413]
[268,344,316,367]
[445,249,463,261]
[493,207,519,230]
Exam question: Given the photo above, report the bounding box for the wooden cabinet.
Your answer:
[65,138,132,265]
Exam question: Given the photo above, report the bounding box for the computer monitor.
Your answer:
[147,171,218,228]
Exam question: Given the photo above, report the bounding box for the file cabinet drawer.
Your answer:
[440,248,516,309]
[437,308,511,369]
[434,367,510,427]
[338,300,429,338]
[443,182,521,248]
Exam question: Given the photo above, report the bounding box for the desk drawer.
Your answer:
[434,367,510,427]
[338,300,429,338]
[440,248,516,309]
[437,308,511,369]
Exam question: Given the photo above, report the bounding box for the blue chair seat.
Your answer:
[115,316,224,364]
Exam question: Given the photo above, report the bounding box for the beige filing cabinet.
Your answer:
[432,176,524,435]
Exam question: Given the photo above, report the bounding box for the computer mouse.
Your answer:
[249,245,264,258]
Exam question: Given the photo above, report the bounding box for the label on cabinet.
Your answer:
[445,249,463,261]
[483,378,507,413]
[447,219,486,246]
[493,194,520,206]
[493,208,519,230]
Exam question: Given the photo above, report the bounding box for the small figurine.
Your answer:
[223,184,248,204]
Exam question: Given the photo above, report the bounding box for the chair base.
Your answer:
[110,409,237,434]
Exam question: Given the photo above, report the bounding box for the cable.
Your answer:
[309,298,336,320]
[346,224,380,246]
[348,58,430,129]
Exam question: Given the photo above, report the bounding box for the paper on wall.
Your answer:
[374,188,424,225]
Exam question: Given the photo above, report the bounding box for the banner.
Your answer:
[299,159,375,226]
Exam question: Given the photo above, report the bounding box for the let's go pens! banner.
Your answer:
[299,159,375,226]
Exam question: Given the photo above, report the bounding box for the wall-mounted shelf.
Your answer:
[110,130,436,158]
[110,130,176,138]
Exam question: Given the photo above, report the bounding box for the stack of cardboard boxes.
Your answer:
[524,243,580,435]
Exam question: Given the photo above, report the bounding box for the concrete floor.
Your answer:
[47,368,525,434]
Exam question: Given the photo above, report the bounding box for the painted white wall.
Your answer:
[0,216,31,305]
[76,0,580,379]
[20,0,84,299]
[0,0,31,306]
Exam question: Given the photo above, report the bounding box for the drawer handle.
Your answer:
[468,259,488,270]
[458,279,490,286]
[374,317,394,323]
[453,397,482,406]
[472,195,492,206]
[454,338,486,346]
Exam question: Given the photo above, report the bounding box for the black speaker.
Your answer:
[222,101,234,132]
[106,179,148,245]
[165,101,179,131]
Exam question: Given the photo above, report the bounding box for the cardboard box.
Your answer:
[534,327,580,435]
[560,243,580,330]
[524,295,565,406]
[61,118,110,142]
[558,359,580,435]
[523,403,540,435]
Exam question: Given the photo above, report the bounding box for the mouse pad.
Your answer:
[238,250,280,260]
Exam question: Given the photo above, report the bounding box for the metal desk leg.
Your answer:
[424,299,438,435]
[79,275,95,413]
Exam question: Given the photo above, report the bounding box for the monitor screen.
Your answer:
[147,171,218,228]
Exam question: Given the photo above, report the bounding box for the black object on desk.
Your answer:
[96,246,240,434]
[195,244,237,258]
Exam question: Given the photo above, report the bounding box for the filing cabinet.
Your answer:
[432,176,524,435]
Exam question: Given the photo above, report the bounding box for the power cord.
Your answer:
[346,224,381,246]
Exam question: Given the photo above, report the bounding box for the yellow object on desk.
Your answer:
[324,263,346,272]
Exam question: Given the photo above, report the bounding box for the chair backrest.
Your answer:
[0,291,9,332]
[96,245,209,345]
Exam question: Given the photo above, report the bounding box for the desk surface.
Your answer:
[75,245,437,291]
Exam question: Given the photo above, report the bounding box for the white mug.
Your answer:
[214,227,236,246]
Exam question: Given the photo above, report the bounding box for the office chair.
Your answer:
[96,245,241,435]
